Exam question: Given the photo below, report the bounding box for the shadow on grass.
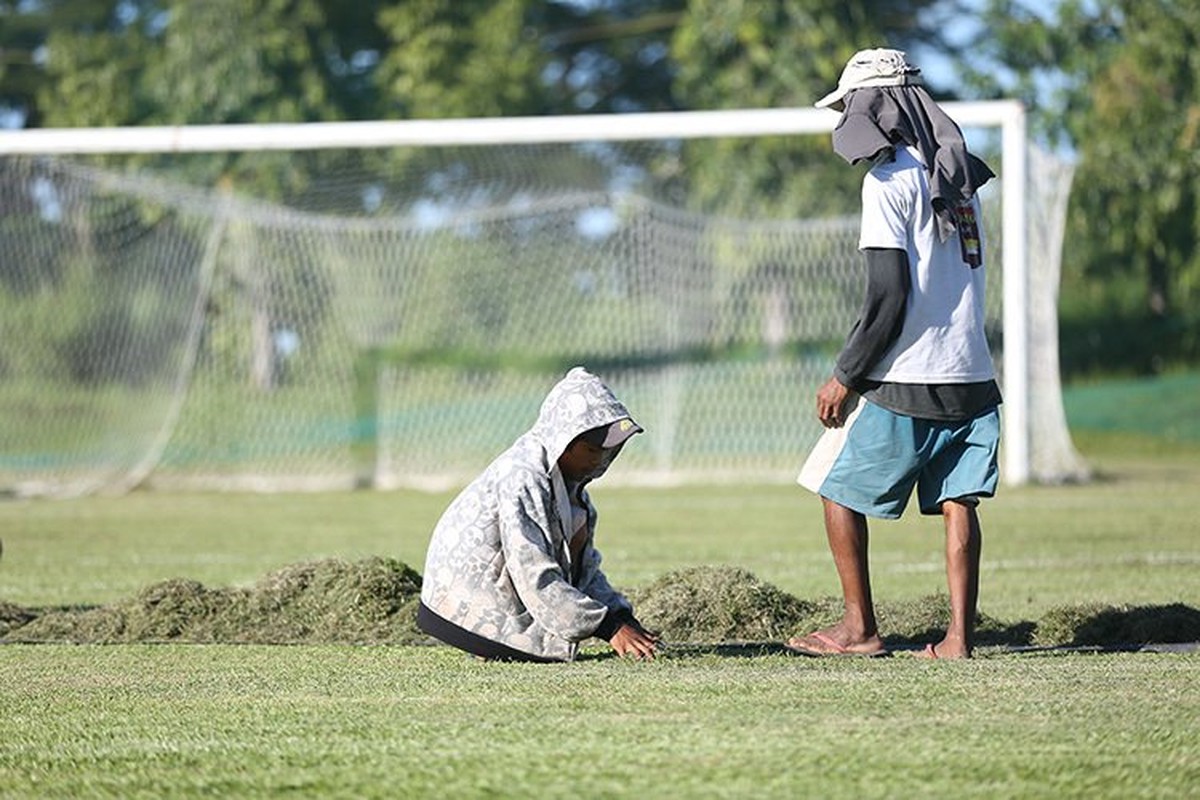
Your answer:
[2,562,1198,655]
[1032,601,1200,648]
[654,642,797,659]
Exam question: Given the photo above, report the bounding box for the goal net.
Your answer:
[0,106,1088,497]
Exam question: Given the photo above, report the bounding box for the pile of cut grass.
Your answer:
[0,601,36,638]
[631,565,827,642]
[3,557,425,645]
[2,562,1197,650]
[633,566,1030,648]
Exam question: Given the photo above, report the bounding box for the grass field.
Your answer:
[2,385,1199,798]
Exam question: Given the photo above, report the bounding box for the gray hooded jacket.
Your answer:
[419,367,636,662]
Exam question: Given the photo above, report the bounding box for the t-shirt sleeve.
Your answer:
[857,168,911,251]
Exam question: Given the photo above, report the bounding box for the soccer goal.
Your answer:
[0,105,1088,497]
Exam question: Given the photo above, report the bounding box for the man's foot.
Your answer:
[913,641,971,660]
[785,627,888,658]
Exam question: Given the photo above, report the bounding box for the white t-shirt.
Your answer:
[857,145,995,384]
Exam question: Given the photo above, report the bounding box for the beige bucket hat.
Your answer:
[815,48,923,111]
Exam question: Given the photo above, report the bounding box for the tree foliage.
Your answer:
[3,0,958,211]
[968,0,1200,373]
[668,0,946,217]
[0,1,388,128]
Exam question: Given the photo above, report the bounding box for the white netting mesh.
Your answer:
[0,133,1079,496]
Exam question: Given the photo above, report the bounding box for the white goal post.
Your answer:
[0,104,1087,495]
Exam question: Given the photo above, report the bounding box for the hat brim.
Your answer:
[813,74,922,111]
[599,419,643,448]
[814,88,849,110]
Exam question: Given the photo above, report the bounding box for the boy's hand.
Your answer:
[609,622,660,660]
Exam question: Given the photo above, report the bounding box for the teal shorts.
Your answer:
[797,398,1000,519]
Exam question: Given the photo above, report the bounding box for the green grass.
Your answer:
[1,433,1199,797]
[2,645,1197,799]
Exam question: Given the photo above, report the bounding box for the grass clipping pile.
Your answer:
[2,558,426,645]
[3,561,1198,650]
[633,566,830,643]
[633,565,1017,646]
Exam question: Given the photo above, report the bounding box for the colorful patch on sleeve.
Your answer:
[955,204,983,268]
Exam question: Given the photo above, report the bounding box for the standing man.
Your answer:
[791,49,1001,659]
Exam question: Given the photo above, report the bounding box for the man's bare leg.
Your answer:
[787,498,885,654]
[920,499,982,659]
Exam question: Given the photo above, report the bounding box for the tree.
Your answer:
[37,1,387,127]
[2,1,392,390]
[370,0,962,217]
[967,0,1200,373]
[374,0,687,119]
[0,0,127,128]
[668,0,951,219]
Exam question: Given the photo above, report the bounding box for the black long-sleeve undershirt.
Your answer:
[835,248,910,391]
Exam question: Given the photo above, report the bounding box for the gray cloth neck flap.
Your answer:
[832,86,995,241]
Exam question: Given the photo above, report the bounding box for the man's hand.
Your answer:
[816,377,856,428]
[609,621,660,660]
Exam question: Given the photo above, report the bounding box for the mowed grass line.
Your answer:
[1,645,1197,799]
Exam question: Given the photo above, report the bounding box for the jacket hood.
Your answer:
[532,367,639,464]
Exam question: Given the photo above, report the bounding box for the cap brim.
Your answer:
[600,419,643,448]
[814,87,848,110]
